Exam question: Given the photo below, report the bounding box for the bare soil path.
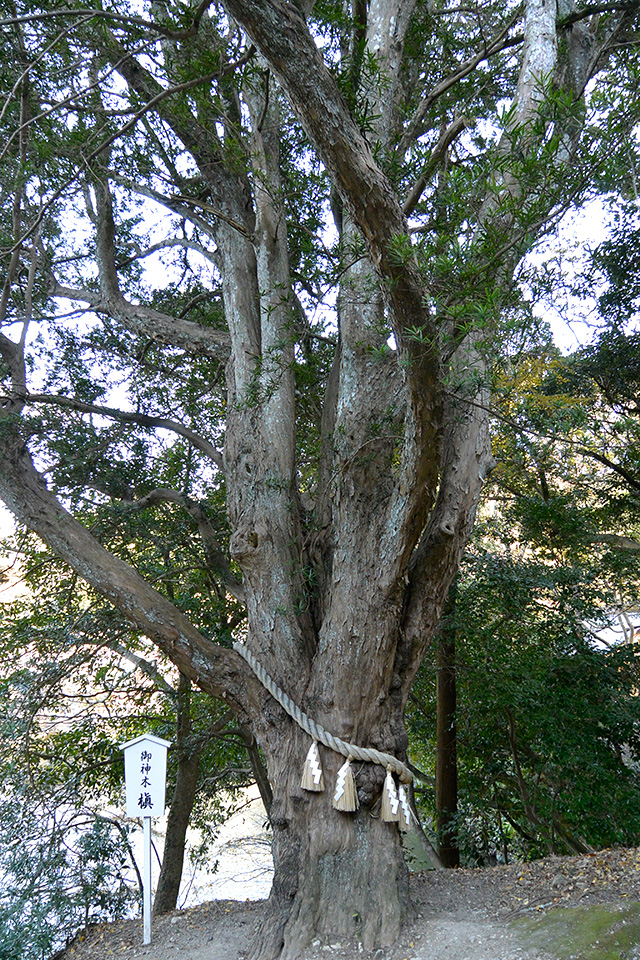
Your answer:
[58,847,640,960]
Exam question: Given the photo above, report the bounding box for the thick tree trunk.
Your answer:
[251,724,410,960]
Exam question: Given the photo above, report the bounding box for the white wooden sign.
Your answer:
[121,733,171,946]
[122,734,171,818]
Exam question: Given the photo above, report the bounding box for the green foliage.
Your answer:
[0,533,258,955]
[409,343,640,864]
[0,787,137,960]
[578,206,640,329]
[410,528,640,864]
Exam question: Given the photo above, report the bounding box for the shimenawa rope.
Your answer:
[233,641,413,784]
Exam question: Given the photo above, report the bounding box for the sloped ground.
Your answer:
[58,847,640,960]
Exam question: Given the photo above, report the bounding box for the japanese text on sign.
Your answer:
[123,735,169,819]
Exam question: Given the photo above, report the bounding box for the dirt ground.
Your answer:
[57,847,640,960]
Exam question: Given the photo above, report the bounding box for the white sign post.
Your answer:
[121,734,171,945]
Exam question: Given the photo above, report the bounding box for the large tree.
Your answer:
[1,1,639,957]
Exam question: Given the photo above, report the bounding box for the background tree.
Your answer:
[1,2,640,957]
[434,581,459,868]
[409,339,640,864]
[0,798,136,960]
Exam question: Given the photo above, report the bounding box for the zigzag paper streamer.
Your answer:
[398,784,412,832]
[332,758,358,811]
[301,741,325,792]
[381,768,399,822]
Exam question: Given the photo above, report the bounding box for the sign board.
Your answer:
[122,734,171,819]
[121,733,171,946]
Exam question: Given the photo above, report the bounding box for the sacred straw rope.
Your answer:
[233,642,413,784]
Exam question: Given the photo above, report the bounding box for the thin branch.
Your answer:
[460,391,640,498]
[579,448,640,494]
[0,16,94,127]
[583,3,640,91]
[20,233,37,352]
[405,758,436,787]
[99,814,144,898]
[107,174,220,243]
[172,194,252,239]
[0,70,29,395]
[99,32,256,241]
[0,41,156,166]
[2,68,237,258]
[117,236,218,269]
[506,708,554,852]
[397,13,524,156]
[589,533,640,552]
[403,116,467,216]
[130,488,246,605]
[79,636,176,696]
[235,724,273,813]
[13,391,225,471]
[558,1,640,27]
[0,3,217,41]
[81,70,218,162]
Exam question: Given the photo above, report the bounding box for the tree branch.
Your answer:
[559,1,639,27]
[116,236,218,269]
[402,116,467,216]
[100,32,256,235]
[397,15,524,156]
[0,39,156,166]
[106,174,220,243]
[3,56,251,256]
[131,488,246,604]
[0,3,218,41]
[0,14,95,128]
[506,708,554,852]
[49,281,231,359]
[0,430,258,718]
[224,0,443,574]
[79,636,177,696]
[223,0,435,355]
[15,392,225,472]
[591,534,640,550]
[579,448,640,494]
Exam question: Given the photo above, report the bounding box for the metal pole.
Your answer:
[143,816,152,945]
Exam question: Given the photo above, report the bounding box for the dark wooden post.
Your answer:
[436,582,459,868]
